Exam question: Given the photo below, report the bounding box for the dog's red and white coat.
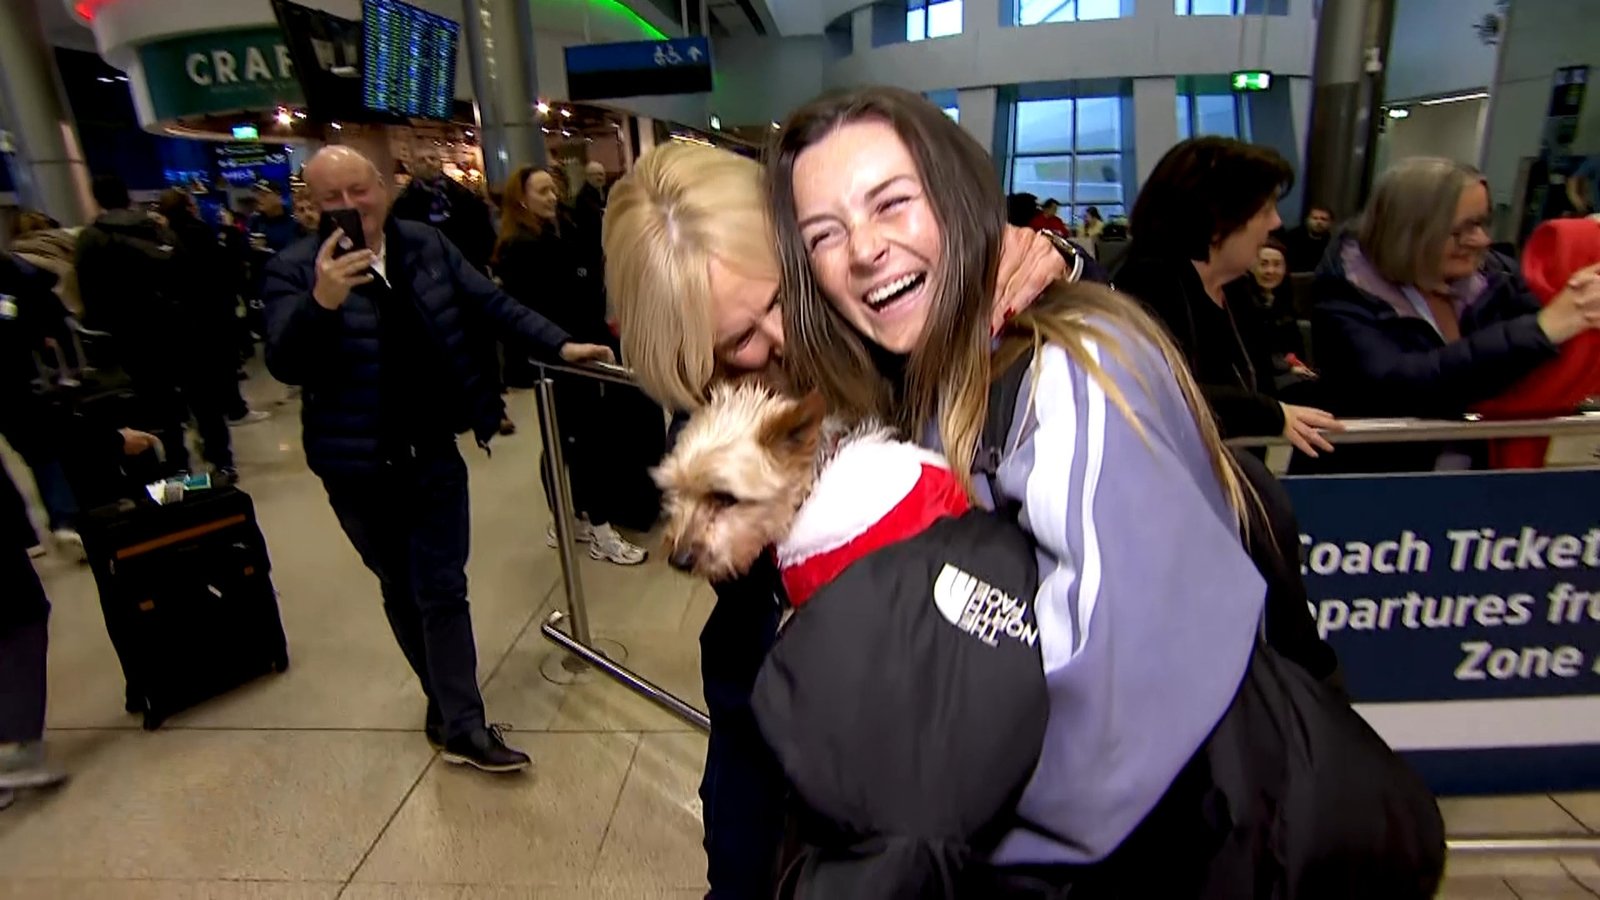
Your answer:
[775,435,970,608]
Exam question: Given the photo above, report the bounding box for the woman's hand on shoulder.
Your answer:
[992,226,1067,334]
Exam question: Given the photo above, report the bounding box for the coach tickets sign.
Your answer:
[1284,469,1600,794]
[138,28,305,121]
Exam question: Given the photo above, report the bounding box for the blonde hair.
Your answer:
[770,87,1253,528]
[602,142,779,411]
[1359,157,1487,288]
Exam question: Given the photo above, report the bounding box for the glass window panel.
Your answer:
[1176,95,1193,140]
[1072,153,1124,204]
[927,0,963,37]
[1077,0,1122,19]
[1018,0,1123,23]
[1193,93,1239,137]
[943,106,960,122]
[1014,98,1074,154]
[1177,0,1238,14]
[907,8,926,40]
[1010,154,1077,204]
[1075,96,1120,150]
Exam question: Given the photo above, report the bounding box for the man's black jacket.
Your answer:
[263,219,571,480]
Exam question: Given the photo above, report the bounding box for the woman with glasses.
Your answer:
[1311,157,1600,470]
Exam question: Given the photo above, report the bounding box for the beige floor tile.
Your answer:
[341,887,704,900]
[1440,795,1592,836]
[544,627,706,733]
[1553,793,1600,832]
[1559,855,1600,892]
[590,732,710,893]
[0,729,432,881]
[352,732,640,887]
[1447,854,1600,899]
[476,607,580,733]
[1435,874,1518,899]
[0,880,342,900]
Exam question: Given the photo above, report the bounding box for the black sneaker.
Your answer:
[441,724,530,773]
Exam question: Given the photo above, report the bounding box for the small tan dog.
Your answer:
[652,381,970,603]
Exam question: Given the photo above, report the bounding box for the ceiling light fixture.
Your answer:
[1386,107,1410,119]
[536,101,550,114]
[1419,91,1490,106]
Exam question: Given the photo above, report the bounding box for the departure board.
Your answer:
[361,0,459,120]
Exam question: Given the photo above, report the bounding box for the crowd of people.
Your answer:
[5,81,1600,893]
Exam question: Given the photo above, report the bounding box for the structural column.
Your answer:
[461,0,546,189]
[1301,0,1396,220]
[0,0,93,224]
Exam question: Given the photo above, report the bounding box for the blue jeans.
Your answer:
[698,556,787,898]
[324,447,485,740]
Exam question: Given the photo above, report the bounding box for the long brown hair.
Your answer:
[769,86,1252,524]
[493,165,555,264]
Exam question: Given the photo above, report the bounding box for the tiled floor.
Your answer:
[1,373,1597,898]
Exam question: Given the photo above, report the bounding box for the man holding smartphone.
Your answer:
[262,146,613,773]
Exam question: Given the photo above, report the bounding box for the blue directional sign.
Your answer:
[565,37,712,101]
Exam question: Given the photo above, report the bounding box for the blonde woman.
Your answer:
[768,86,1273,891]
[602,141,1069,897]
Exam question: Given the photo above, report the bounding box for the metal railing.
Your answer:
[533,373,1600,851]
[1228,413,1600,447]
[532,359,711,733]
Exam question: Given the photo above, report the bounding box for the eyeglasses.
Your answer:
[1450,217,1491,244]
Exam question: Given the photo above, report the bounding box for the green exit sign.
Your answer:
[1231,70,1273,92]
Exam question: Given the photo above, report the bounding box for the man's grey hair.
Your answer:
[1358,157,1487,287]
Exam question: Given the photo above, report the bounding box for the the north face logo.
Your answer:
[933,564,1039,648]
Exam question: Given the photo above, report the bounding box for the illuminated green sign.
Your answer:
[1231,70,1273,92]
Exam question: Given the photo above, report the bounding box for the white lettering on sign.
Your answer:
[1300,530,1431,576]
[244,46,273,82]
[186,53,211,85]
[1446,527,1600,572]
[184,44,294,87]
[1455,641,1586,681]
[1547,582,1600,625]
[213,50,238,84]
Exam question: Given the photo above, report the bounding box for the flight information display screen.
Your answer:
[361,0,459,120]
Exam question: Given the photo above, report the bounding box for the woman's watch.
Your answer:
[1039,230,1086,284]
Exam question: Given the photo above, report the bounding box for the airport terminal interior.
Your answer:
[2,0,1600,897]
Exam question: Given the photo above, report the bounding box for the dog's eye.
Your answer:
[708,490,739,509]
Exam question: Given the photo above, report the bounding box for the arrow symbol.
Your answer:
[688,46,703,61]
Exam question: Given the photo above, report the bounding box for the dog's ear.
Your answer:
[759,390,826,457]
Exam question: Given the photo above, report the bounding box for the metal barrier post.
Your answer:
[530,360,711,731]
[533,371,592,646]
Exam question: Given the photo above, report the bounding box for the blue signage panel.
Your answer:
[564,37,712,101]
[1284,469,1600,794]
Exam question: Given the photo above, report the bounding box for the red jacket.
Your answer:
[1475,218,1600,468]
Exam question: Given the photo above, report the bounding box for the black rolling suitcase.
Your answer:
[80,486,288,729]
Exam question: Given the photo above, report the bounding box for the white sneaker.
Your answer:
[0,742,67,791]
[546,517,594,547]
[229,410,271,426]
[588,523,647,566]
[52,529,86,562]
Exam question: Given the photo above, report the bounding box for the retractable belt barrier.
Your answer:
[532,360,710,733]
[536,372,1600,851]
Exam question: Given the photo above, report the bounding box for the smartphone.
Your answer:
[318,208,367,257]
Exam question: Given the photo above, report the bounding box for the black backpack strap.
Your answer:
[975,348,1035,515]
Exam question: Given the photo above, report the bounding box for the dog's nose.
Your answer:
[668,548,697,572]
